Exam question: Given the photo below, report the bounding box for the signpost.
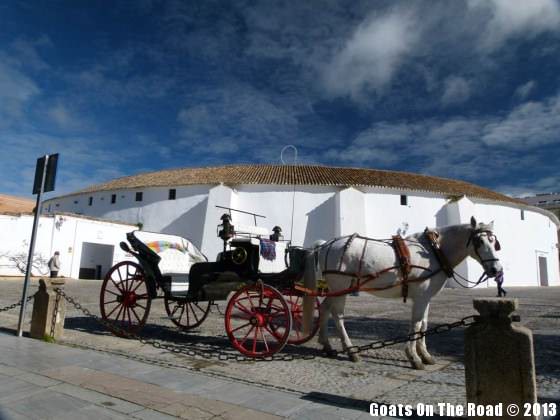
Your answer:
[17,154,58,337]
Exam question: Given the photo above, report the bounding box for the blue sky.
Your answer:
[1,0,560,199]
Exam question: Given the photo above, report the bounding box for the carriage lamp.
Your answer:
[218,213,235,243]
[270,226,283,242]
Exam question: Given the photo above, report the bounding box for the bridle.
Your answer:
[466,228,501,266]
[425,227,501,289]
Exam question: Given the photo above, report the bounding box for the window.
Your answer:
[400,195,408,206]
[55,203,60,207]
[521,209,525,220]
[168,189,176,200]
[135,192,143,202]
[111,194,116,204]
[88,197,93,206]
[73,200,78,205]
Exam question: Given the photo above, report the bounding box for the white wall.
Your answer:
[43,185,211,248]
[473,202,560,287]
[41,184,560,287]
[363,188,449,237]
[0,214,134,278]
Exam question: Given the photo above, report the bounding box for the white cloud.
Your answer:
[481,96,560,148]
[469,0,560,52]
[0,61,40,127]
[322,9,420,100]
[10,37,51,71]
[176,83,300,157]
[323,91,560,180]
[496,175,560,197]
[514,80,536,100]
[441,76,471,106]
[47,104,72,128]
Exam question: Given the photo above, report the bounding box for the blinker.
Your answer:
[494,239,501,251]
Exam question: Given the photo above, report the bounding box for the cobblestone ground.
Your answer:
[1,277,559,409]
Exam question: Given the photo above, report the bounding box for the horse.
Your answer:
[302,216,502,370]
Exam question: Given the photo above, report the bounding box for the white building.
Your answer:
[42,164,560,287]
[0,212,134,279]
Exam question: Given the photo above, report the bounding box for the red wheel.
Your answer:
[283,291,321,345]
[164,296,211,330]
[225,284,291,357]
[100,261,151,336]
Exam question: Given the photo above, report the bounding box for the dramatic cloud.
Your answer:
[323,91,560,182]
[482,95,560,148]
[469,0,560,52]
[322,9,420,99]
[441,76,471,106]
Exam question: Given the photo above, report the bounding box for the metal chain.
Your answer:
[0,295,34,313]
[345,315,478,355]
[54,288,478,362]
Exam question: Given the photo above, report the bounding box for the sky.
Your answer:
[1,0,560,199]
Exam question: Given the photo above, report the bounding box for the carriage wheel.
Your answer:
[100,261,151,336]
[164,296,211,330]
[225,284,291,358]
[283,291,321,345]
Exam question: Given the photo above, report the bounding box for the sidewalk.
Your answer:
[0,333,374,420]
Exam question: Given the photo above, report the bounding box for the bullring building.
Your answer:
[42,164,560,287]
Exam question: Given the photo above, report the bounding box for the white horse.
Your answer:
[303,217,502,369]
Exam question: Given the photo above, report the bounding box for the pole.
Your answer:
[17,155,49,337]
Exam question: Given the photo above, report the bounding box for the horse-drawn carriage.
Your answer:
[100,208,502,367]
[99,210,321,357]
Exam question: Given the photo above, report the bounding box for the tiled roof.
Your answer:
[0,194,35,215]
[56,164,521,204]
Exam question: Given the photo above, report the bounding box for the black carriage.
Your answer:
[99,209,320,357]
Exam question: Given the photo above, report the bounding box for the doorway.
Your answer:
[536,252,549,286]
[79,242,115,279]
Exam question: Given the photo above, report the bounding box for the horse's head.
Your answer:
[466,216,503,277]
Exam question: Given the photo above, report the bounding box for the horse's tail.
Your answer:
[302,240,325,334]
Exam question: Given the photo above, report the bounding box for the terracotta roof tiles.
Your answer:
[53,164,521,205]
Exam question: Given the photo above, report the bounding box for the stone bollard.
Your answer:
[30,278,66,341]
[465,298,537,419]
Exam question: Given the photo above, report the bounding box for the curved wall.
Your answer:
[43,184,560,287]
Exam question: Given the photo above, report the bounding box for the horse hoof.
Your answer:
[421,355,436,365]
[349,353,360,363]
[411,360,425,370]
[406,350,425,370]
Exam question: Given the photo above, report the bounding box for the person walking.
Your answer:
[48,251,61,278]
[495,270,506,297]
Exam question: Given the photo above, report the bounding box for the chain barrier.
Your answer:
[54,288,478,363]
[0,295,34,313]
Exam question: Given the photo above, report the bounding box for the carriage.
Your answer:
[99,209,321,357]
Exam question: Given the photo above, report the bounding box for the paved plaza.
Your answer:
[0,277,559,419]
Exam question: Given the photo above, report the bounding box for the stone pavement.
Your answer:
[0,333,376,420]
[1,279,559,419]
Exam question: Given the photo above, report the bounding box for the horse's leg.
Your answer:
[405,298,428,370]
[318,297,335,355]
[330,295,359,362]
[416,303,436,365]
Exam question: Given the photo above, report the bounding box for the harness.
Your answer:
[424,229,454,278]
[302,227,501,301]
[392,235,412,302]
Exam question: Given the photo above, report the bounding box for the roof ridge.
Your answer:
[44,164,522,206]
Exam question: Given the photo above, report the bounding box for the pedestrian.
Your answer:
[495,270,506,297]
[48,251,61,278]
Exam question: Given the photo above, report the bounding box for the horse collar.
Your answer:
[424,228,454,278]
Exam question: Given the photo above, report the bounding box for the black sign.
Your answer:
[32,154,58,194]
